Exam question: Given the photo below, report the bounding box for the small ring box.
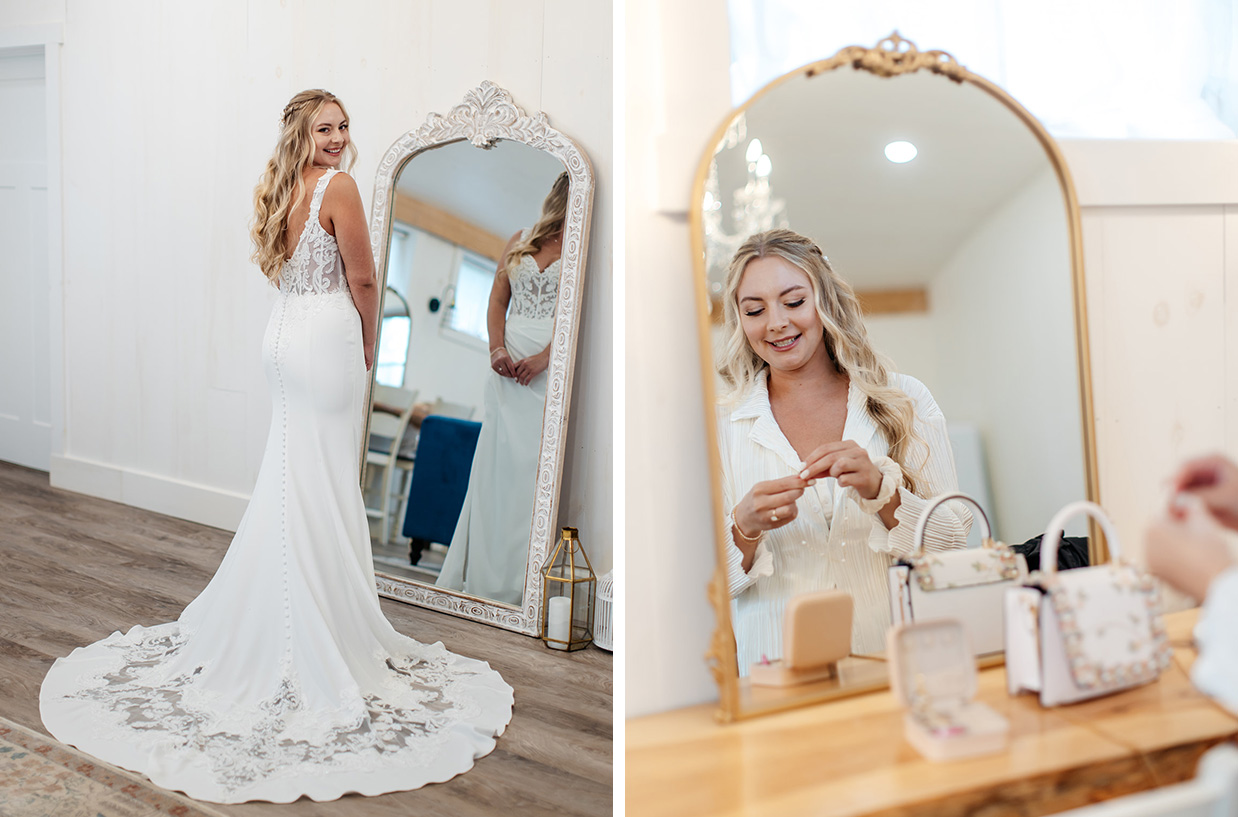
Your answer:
[749,591,852,686]
[887,618,1009,761]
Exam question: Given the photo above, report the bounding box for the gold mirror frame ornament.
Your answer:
[690,34,1100,722]
[362,80,595,635]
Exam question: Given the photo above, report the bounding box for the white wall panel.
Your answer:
[929,171,1084,543]
[0,1,63,30]
[624,0,731,719]
[1061,140,1238,206]
[1083,207,1228,567]
[545,0,615,579]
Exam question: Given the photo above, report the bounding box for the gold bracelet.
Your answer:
[489,347,507,360]
[731,508,763,544]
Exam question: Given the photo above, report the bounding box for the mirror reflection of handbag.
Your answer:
[887,492,1027,656]
[1005,501,1172,707]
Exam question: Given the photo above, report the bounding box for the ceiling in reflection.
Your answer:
[395,140,565,238]
[712,70,1049,288]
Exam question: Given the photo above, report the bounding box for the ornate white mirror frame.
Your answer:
[363,80,594,635]
[690,34,1100,722]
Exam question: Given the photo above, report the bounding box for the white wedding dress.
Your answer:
[40,169,514,804]
[437,238,560,605]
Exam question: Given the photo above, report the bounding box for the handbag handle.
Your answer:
[1040,500,1120,577]
[910,491,991,557]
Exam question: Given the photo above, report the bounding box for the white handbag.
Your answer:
[888,492,1027,656]
[1005,501,1171,707]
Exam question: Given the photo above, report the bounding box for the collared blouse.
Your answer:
[719,370,972,670]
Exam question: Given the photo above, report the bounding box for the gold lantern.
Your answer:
[541,527,596,651]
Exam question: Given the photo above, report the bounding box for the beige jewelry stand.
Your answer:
[750,591,852,687]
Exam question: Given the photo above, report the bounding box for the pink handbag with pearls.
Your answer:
[1005,501,1172,707]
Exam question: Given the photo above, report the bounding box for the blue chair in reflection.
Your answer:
[401,415,483,566]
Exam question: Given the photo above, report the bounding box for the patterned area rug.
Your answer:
[0,715,226,817]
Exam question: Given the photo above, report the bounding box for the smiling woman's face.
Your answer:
[310,102,349,168]
[736,254,828,376]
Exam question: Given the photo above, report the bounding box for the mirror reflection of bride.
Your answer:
[39,89,513,804]
[438,172,569,605]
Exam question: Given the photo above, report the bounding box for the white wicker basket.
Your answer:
[595,571,614,651]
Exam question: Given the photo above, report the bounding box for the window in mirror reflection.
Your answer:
[443,250,495,346]
[375,312,410,388]
[375,227,413,388]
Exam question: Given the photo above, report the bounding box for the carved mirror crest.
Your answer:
[363,81,594,635]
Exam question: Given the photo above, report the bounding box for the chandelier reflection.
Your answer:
[703,114,790,301]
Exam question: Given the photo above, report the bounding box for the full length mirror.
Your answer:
[364,82,594,635]
[692,36,1097,720]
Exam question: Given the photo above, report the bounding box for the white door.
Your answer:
[0,48,50,471]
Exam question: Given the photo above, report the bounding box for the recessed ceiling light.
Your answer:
[884,140,917,163]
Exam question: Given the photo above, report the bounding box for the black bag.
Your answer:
[1012,534,1089,572]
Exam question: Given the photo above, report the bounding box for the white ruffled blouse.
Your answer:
[719,370,972,669]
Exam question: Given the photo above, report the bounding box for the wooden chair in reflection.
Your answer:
[401,414,483,569]
[364,384,419,544]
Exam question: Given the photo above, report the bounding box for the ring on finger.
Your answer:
[770,510,779,523]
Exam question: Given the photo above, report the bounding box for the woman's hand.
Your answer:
[491,348,516,379]
[1171,454,1238,532]
[734,476,807,538]
[732,476,806,571]
[512,349,550,386]
[1147,494,1235,603]
[799,440,882,499]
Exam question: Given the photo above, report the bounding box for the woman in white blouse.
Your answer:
[718,229,971,670]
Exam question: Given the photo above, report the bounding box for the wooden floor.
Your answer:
[0,462,612,816]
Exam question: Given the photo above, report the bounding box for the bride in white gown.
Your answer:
[39,89,514,804]
[436,173,567,606]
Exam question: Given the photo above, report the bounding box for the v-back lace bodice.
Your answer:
[507,237,560,322]
[280,169,350,297]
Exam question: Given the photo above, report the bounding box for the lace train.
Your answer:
[40,621,512,803]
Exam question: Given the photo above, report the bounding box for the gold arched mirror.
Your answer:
[362,81,594,635]
[692,35,1099,721]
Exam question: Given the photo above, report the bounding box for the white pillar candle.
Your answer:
[547,596,571,650]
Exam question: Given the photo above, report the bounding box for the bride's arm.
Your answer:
[488,232,520,378]
[323,172,379,369]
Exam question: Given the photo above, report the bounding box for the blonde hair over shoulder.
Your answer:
[501,172,570,274]
[250,89,358,283]
[718,229,926,494]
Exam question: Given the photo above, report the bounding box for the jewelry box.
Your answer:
[887,618,1008,761]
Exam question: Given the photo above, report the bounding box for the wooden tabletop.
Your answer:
[626,609,1238,817]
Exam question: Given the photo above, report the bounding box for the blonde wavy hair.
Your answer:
[250,89,358,283]
[502,171,570,273]
[718,229,926,493]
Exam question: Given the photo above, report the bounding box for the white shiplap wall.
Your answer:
[0,0,612,576]
[625,0,1238,717]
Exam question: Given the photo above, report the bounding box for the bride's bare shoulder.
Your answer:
[320,171,362,221]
